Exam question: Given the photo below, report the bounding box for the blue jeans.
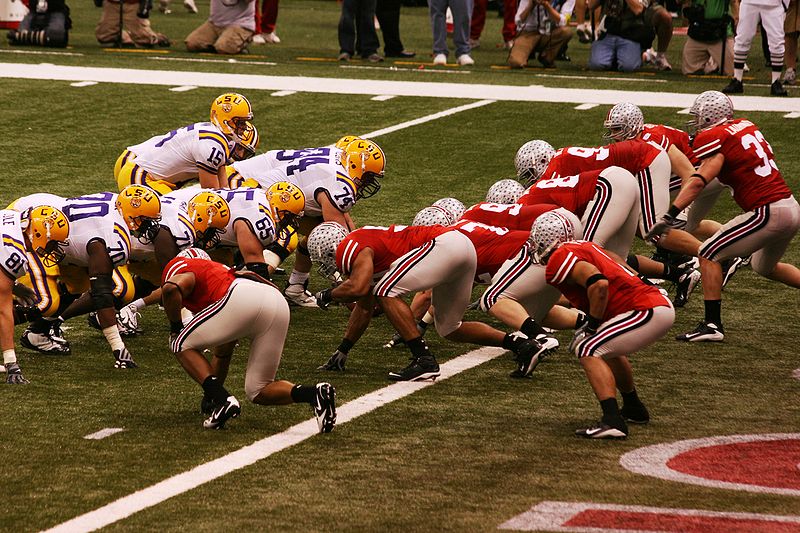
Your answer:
[589,34,642,72]
[428,0,473,57]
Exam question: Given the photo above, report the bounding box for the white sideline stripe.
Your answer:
[0,49,83,57]
[532,73,667,84]
[359,99,496,139]
[499,500,800,532]
[270,90,296,97]
[70,81,98,87]
[83,428,125,440]
[573,103,598,110]
[677,107,692,114]
[149,57,277,66]
[340,64,470,75]
[785,111,800,118]
[620,432,800,497]
[371,95,396,101]
[169,85,197,92]
[4,62,800,112]
[44,347,507,533]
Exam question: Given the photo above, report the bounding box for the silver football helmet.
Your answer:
[687,91,734,134]
[603,102,644,141]
[528,211,577,265]
[177,247,211,260]
[307,222,349,279]
[515,140,555,185]
[412,206,452,227]
[432,197,465,223]
[486,179,526,204]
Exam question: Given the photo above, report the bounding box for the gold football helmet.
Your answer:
[210,93,253,142]
[266,181,305,234]
[231,122,260,162]
[23,206,69,267]
[334,135,361,150]
[342,139,385,199]
[187,192,231,249]
[116,185,162,244]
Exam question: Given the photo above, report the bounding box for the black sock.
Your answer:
[621,389,641,407]
[337,338,354,354]
[704,299,722,325]
[407,336,433,360]
[417,319,429,332]
[661,263,681,282]
[290,384,316,404]
[626,254,640,271]
[575,312,587,329]
[519,317,546,339]
[502,332,525,351]
[29,318,51,334]
[599,397,620,419]
[201,376,229,404]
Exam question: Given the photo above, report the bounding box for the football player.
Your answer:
[230,138,386,307]
[648,91,800,342]
[13,186,161,368]
[0,209,33,383]
[484,179,526,205]
[161,249,337,432]
[114,93,254,194]
[532,212,675,439]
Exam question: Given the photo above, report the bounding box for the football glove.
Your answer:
[568,322,597,355]
[317,349,347,371]
[5,362,29,384]
[113,347,138,369]
[315,288,333,310]
[645,212,686,242]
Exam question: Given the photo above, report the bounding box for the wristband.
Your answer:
[586,315,601,331]
[585,273,607,289]
[690,172,709,185]
[337,338,354,354]
[666,204,682,218]
[170,320,184,334]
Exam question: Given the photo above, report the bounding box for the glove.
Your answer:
[315,288,333,310]
[645,211,686,242]
[5,362,29,384]
[568,317,599,355]
[169,321,183,353]
[12,282,39,307]
[317,349,347,371]
[113,347,138,369]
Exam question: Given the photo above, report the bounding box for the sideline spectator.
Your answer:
[786,0,798,83]
[377,0,415,56]
[587,0,653,71]
[252,0,280,44]
[509,0,573,68]
[7,0,71,47]
[186,0,255,54]
[681,0,737,75]
[722,0,788,95]
[641,1,675,69]
[471,0,517,49]
[95,0,170,47]
[338,0,383,61]
[430,0,474,65]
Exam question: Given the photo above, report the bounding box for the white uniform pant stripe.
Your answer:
[583,177,612,242]
[174,285,236,350]
[699,205,768,260]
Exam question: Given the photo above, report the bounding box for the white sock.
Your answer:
[771,71,781,83]
[3,349,16,365]
[102,326,125,352]
[733,68,744,81]
[288,271,309,287]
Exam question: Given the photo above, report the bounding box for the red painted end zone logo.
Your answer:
[620,433,800,496]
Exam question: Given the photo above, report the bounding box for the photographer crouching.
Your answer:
[95,0,170,47]
[681,0,737,75]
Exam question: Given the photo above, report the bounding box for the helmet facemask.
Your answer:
[39,239,68,267]
[354,172,381,200]
[131,215,162,245]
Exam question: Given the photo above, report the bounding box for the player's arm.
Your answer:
[233,220,271,279]
[198,168,221,189]
[317,192,349,228]
[153,227,180,271]
[565,260,608,327]
[330,249,374,302]
[343,212,356,232]
[667,145,697,185]
[216,167,229,189]
[0,271,17,353]
[672,153,723,211]
[162,271,195,333]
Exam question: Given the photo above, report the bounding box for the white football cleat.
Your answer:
[433,53,447,66]
[284,283,318,308]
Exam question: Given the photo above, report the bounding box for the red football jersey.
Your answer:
[692,119,792,212]
[544,139,664,179]
[162,257,236,313]
[518,170,602,218]
[336,225,451,276]
[461,202,558,230]
[545,241,670,321]
[640,123,691,157]
[453,220,529,283]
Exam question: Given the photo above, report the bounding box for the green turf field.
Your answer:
[1,3,800,531]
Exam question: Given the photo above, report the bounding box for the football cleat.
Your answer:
[20,328,71,355]
[203,395,241,429]
[113,347,138,369]
[382,332,405,349]
[200,394,217,415]
[575,421,628,439]
[117,305,143,336]
[676,321,724,342]
[673,268,701,308]
[721,257,745,288]
[388,356,440,382]
[620,403,650,424]
[512,334,559,377]
[284,282,318,308]
[312,383,337,433]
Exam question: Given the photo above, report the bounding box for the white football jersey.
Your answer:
[127,122,235,182]
[128,197,195,262]
[233,147,356,216]
[0,210,29,280]
[165,187,277,249]
[13,192,131,268]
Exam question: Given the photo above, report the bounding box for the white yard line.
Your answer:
[340,64,471,75]
[4,62,800,112]
[360,99,496,138]
[70,81,98,87]
[574,103,598,110]
[270,90,297,97]
[149,56,277,66]
[371,95,396,101]
[169,85,197,92]
[0,49,83,57]
[83,428,125,440]
[531,73,667,84]
[44,347,507,533]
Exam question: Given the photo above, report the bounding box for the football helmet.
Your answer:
[116,185,162,244]
[187,192,231,249]
[266,181,305,233]
[210,93,253,142]
[231,122,260,162]
[334,135,361,149]
[22,206,69,267]
[687,90,734,134]
[515,140,555,185]
[307,222,349,280]
[177,247,211,260]
[412,206,452,227]
[431,197,465,223]
[528,211,577,265]
[343,139,385,199]
[603,102,644,141]
[485,179,526,204]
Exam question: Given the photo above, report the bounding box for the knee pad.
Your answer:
[90,273,115,310]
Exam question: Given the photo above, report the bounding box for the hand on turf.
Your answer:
[5,362,29,384]
[315,289,333,310]
[645,213,686,242]
[317,349,347,371]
